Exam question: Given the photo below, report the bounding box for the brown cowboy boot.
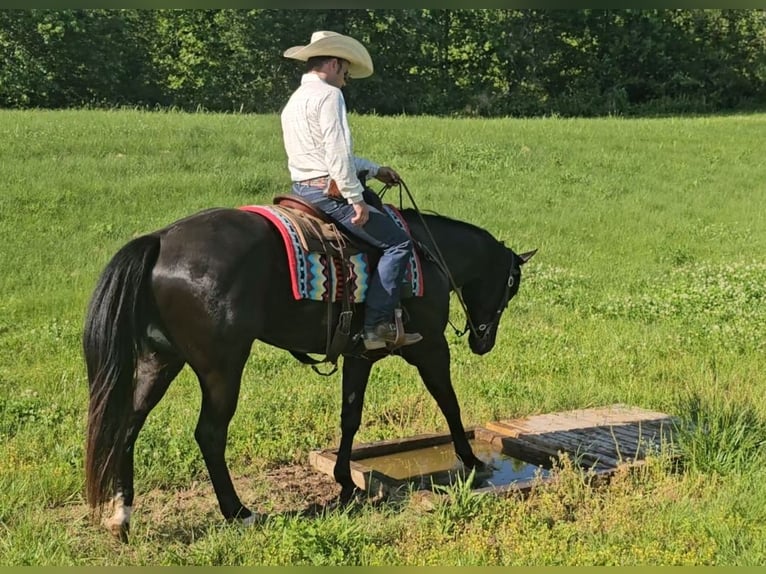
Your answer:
[363,309,422,350]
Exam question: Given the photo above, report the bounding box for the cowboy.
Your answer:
[280,31,422,351]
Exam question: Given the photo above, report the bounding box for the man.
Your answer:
[280,30,422,351]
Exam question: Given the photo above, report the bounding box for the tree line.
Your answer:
[1,9,765,117]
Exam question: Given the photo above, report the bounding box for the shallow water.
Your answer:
[359,439,549,490]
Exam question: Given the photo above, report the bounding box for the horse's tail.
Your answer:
[83,233,160,510]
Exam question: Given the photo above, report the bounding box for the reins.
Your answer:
[378,179,482,340]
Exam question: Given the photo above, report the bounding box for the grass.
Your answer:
[1,109,766,564]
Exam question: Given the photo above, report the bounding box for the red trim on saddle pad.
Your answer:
[385,205,425,297]
[239,205,302,300]
[239,204,423,301]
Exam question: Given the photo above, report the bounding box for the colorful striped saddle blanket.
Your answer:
[239,204,424,303]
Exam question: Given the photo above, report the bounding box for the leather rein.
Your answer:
[378,179,514,344]
[292,178,512,375]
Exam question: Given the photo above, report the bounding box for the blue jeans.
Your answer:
[291,182,413,329]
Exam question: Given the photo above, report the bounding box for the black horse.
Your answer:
[83,200,535,538]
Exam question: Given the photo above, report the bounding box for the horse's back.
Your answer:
[158,207,275,251]
[150,207,288,347]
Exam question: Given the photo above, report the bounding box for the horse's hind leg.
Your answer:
[105,349,185,540]
[191,346,253,523]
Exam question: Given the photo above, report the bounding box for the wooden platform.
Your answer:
[483,403,676,473]
[308,404,677,497]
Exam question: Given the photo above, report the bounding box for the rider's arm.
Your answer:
[317,89,368,205]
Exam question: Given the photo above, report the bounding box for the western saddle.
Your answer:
[271,194,373,374]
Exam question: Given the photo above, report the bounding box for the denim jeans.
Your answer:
[291,182,413,329]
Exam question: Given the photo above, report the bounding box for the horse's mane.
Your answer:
[399,207,473,229]
[398,208,497,243]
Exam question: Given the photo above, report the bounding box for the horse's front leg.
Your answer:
[334,355,373,504]
[402,337,486,471]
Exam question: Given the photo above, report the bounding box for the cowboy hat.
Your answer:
[283,31,374,79]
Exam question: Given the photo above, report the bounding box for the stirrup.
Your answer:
[392,308,406,347]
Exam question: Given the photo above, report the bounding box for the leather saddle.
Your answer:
[271,194,374,258]
[271,193,379,374]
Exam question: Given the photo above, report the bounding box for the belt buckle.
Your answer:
[303,176,327,187]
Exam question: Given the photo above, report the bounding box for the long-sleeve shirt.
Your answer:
[280,74,379,204]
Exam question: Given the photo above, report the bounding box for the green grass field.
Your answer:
[1,109,765,565]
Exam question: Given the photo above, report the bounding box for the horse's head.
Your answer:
[461,245,537,355]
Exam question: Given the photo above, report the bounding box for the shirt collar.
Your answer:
[301,73,329,86]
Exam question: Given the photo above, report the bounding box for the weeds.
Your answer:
[674,392,766,475]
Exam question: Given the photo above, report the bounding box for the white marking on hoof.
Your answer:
[104,494,132,540]
[111,503,133,524]
[242,512,266,527]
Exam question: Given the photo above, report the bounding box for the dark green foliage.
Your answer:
[1,9,765,116]
[0,10,162,108]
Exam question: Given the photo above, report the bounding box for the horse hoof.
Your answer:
[473,462,495,481]
[241,512,266,527]
[339,486,364,507]
[459,456,495,483]
[104,497,132,542]
[104,518,129,543]
[463,454,489,470]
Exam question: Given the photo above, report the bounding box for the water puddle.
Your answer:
[358,439,550,490]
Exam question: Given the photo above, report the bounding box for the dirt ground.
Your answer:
[245,462,344,514]
[54,462,352,545]
[140,463,345,523]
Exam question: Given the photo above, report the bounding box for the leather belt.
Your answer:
[298,176,330,187]
[297,176,342,198]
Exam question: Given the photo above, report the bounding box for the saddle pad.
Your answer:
[239,204,424,303]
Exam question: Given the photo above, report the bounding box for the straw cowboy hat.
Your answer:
[283,31,374,79]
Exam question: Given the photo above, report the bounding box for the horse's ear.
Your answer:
[518,249,538,264]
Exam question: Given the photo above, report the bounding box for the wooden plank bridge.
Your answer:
[309,404,678,497]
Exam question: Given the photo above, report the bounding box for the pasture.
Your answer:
[1,109,765,565]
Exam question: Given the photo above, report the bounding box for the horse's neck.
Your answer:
[406,212,494,287]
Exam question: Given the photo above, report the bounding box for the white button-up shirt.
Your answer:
[281,74,379,204]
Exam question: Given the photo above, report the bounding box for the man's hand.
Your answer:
[350,201,370,226]
[375,166,401,185]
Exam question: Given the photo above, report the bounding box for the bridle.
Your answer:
[460,264,515,342]
[379,179,515,342]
